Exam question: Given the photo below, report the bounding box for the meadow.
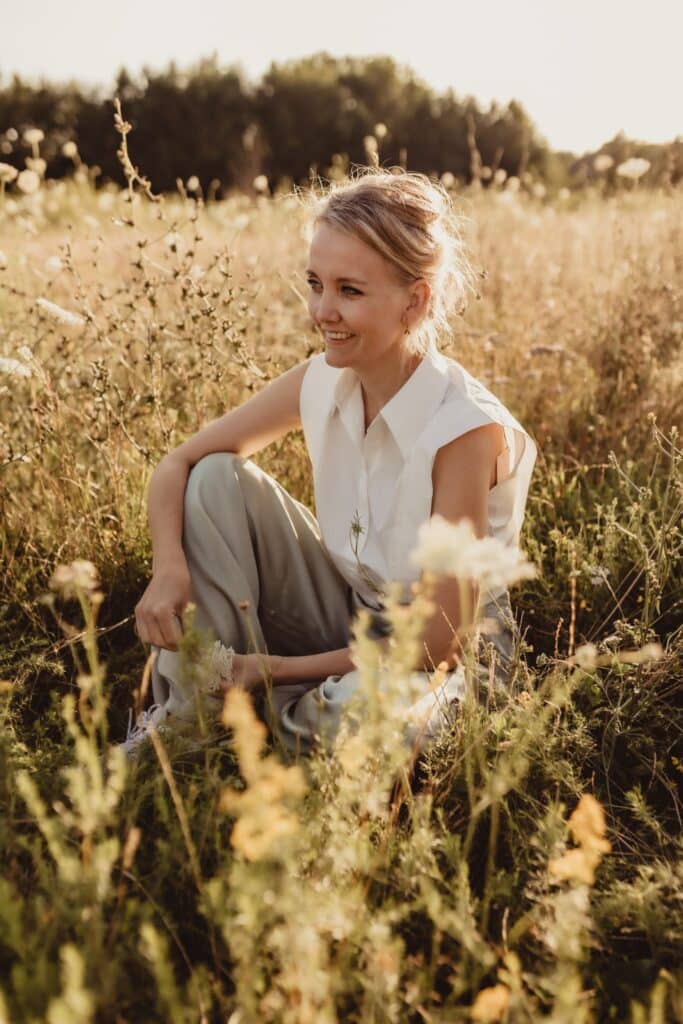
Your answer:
[0,143,681,1022]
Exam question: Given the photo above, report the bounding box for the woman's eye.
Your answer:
[306,279,361,296]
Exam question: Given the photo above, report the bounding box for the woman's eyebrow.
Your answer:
[305,269,368,285]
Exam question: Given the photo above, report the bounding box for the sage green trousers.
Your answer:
[151,453,517,756]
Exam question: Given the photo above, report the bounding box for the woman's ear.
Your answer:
[408,279,431,317]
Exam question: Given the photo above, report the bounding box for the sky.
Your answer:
[1,0,681,154]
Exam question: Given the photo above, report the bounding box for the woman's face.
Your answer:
[306,222,425,372]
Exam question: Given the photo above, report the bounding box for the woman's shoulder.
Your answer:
[433,350,531,437]
[424,349,537,479]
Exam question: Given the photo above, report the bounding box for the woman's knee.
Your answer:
[184,451,243,518]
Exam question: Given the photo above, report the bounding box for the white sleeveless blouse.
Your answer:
[299,347,537,610]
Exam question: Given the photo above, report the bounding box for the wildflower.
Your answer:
[252,174,269,194]
[61,141,78,158]
[0,163,18,184]
[219,688,307,861]
[0,357,32,378]
[411,514,536,590]
[568,793,610,854]
[616,157,650,181]
[164,231,184,252]
[26,157,47,176]
[374,122,387,140]
[17,169,40,194]
[573,643,598,669]
[549,793,611,885]
[50,559,100,598]
[617,642,663,664]
[36,297,86,327]
[505,175,520,192]
[23,128,44,147]
[186,175,200,192]
[593,153,614,172]
[45,256,64,274]
[336,734,373,775]
[471,983,511,1021]
[493,168,507,186]
[480,166,492,180]
[440,171,456,189]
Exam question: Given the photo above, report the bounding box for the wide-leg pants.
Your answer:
[151,453,517,756]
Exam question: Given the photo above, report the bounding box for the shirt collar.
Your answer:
[332,347,451,459]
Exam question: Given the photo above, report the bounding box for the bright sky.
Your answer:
[2,0,681,154]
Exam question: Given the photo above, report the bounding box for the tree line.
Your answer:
[0,52,679,195]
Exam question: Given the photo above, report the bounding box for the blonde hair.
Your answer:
[301,166,479,356]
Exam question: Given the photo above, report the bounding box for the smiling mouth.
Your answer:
[324,331,355,343]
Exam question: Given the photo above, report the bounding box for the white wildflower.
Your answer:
[0,162,18,184]
[23,128,44,147]
[186,175,200,192]
[61,141,78,158]
[17,169,40,194]
[493,168,507,186]
[45,256,64,274]
[164,231,184,252]
[36,297,86,327]
[440,171,456,189]
[26,157,47,176]
[593,154,614,173]
[374,122,387,140]
[573,643,598,669]
[616,157,650,181]
[480,165,492,180]
[411,515,537,589]
[0,357,32,378]
[252,174,269,194]
[50,559,100,597]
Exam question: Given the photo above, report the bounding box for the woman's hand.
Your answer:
[220,653,276,694]
[134,561,192,651]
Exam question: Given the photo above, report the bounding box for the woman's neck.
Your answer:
[356,348,424,431]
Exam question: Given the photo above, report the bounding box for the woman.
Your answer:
[126,169,537,760]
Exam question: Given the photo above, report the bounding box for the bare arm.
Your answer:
[135,360,310,649]
[419,422,505,669]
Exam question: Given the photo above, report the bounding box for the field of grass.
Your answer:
[1,162,682,1022]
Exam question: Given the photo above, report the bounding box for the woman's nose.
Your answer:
[314,289,340,324]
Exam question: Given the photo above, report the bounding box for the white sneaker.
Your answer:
[118,641,236,762]
[117,702,170,762]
